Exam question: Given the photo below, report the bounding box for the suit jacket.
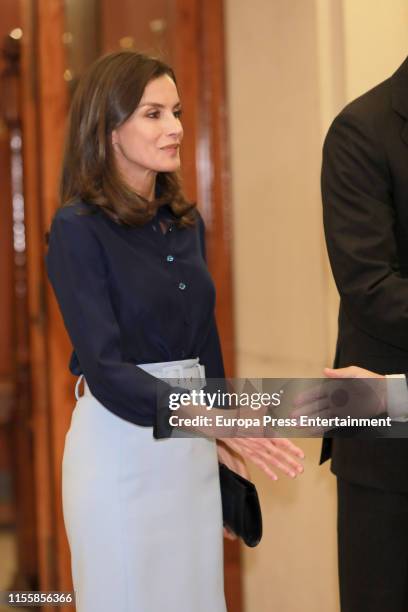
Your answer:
[320,56,408,492]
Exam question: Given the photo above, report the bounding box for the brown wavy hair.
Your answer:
[60,51,195,226]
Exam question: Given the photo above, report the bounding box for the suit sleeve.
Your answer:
[322,110,408,351]
[45,211,177,436]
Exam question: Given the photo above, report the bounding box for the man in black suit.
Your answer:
[321,56,408,612]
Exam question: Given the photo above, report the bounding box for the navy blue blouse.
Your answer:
[45,200,225,432]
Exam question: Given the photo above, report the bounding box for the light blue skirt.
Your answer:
[62,361,226,612]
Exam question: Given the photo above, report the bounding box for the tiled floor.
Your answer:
[0,528,29,611]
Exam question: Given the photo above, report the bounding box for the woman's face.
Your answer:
[111,74,183,180]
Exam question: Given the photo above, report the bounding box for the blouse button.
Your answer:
[178,282,187,290]
[167,255,174,263]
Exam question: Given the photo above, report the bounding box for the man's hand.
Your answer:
[291,366,386,434]
[324,366,384,380]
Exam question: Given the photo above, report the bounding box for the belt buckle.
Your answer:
[196,363,206,385]
[161,364,184,387]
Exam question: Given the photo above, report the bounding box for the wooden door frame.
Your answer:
[19,0,64,599]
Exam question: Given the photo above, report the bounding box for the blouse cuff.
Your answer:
[153,386,188,439]
[153,395,174,439]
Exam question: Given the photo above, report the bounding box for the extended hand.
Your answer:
[218,437,304,481]
[291,366,386,434]
[324,365,384,380]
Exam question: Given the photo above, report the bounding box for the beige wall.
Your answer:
[342,0,408,101]
[224,1,408,610]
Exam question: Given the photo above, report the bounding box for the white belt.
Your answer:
[75,358,206,401]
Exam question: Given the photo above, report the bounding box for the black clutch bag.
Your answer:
[219,463,262,547]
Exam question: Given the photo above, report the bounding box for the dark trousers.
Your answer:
[337,478,408,612]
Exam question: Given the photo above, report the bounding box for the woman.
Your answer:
[46,51,304,612]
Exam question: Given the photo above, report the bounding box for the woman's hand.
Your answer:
[217,439,249,479]
[174,399,306,480]
[218,437,304,481]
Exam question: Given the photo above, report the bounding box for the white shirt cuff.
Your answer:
[385,374,408,421]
